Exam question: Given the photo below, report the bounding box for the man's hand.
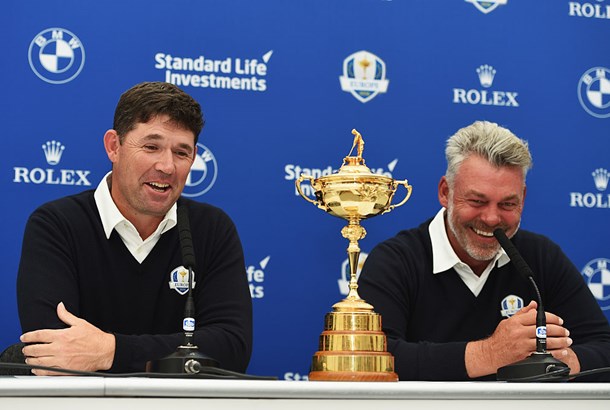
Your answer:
[465,301,577,378]
[20,302,116,375]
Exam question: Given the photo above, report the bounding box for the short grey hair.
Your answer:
[445,121,533,185]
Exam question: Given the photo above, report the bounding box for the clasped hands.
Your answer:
[465,301,579,378]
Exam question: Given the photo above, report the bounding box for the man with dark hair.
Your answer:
[358,120,610,381]
[17,82,252,375]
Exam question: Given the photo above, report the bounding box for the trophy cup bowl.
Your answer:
[295,129,412,382]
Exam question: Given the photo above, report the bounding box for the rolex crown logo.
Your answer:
[476,64,496,88]
[592,168,609,191]
[42,140,65,165]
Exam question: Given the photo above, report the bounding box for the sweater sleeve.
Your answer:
[17,205,80,333]
[534,237,610,381]
[358,235,470,381]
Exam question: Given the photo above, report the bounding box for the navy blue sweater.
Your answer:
[358,219,610,381]
[17,191,252,373]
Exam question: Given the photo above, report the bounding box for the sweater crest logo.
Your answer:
[500,294,523,318]
[169,266,196,295]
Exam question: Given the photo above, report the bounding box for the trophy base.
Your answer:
[309,370,398,382]
[308,304,398,382]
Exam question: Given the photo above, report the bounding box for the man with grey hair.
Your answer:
[358,120,610,381]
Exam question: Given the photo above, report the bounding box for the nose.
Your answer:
[155,149,175,174]
[480,206,502,227]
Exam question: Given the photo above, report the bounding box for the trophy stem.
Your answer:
[333,220,373,312]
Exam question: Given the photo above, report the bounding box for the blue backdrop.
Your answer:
[2,0,609,380]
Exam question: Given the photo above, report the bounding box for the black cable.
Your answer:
[0,362,277,380]
[569,367,610,380]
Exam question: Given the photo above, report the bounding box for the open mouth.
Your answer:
[146,182,170,193]
[472,227,494,237]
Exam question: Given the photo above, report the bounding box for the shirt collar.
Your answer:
[428,207,509,274]
[94,171,177,240]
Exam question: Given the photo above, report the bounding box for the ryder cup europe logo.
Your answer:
[182,143,218,197]
[500,294,524,318]
[578,67,610,118]
[28,28,85,84]
[339,51,389,103]
[169,266,196,295]
[582,258,610,311]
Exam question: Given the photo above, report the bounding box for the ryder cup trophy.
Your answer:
[296,129,412,381]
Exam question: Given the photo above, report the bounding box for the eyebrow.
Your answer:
[465,190,521,202]
[141,134,194,154]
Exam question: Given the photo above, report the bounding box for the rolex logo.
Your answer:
[13,139,92,186]
[452,64,518,107]
[569,168,610,208]
[476,64,496,88]
[42,140,65,165]
[592,168,609,191]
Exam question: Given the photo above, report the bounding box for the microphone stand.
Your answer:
[149,206,219,374]
[493,229,569,382]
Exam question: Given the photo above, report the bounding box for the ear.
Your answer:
[103,130,120,163]
[438,176,450,208]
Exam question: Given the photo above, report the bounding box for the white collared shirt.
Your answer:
[93,171,177,263]
[428,208,510,297]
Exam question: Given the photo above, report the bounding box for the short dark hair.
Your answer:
[113,82,204,144]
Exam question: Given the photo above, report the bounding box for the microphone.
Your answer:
[148,205,219,374]
[493,228,569,382]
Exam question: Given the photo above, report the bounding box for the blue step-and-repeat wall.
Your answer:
[2,0,609,379]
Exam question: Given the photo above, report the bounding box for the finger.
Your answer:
[21,328,57,344]
[549,348,570,362]
[546,323,570,338]
[546,336,573,351]
[56,302,81,327]
[544,311,564,326]
[515,300,537,315]
[25,355,67,376]
[22,342,55,359]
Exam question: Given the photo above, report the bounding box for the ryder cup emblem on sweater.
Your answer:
[182,143,218,197]
[578,67,610,118]
[465,0,507,14]
[169,266,196,295]
[28,28,85,84]
[500,294,524,318]
[339,51,389,103]
[581,258,610,311]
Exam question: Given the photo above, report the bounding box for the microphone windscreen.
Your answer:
[493,228,533,279]
[177,205,197,269]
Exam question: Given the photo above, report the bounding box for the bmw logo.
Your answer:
[182,143,218,197]
[582,258,610,311]
[578,67,610,119]
[28,28,85,84]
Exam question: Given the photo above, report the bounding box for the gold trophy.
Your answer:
[296,129,412,382]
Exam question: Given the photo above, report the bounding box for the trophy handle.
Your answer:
[386,179,412,212]
[295,174,318,205]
